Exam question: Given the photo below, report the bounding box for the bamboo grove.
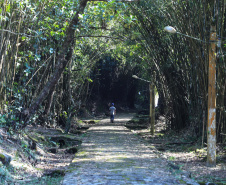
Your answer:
[126,0,226,142]
[0,0,225,143]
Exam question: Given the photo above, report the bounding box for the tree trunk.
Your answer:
[44,84,56,116]
[24,0,88,126]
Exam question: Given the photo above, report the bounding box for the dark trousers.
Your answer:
[110,115,114,122]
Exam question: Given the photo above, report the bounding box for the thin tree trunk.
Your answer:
[44,84,56,116]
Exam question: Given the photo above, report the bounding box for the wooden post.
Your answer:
[149,83,154,135]
[149,73,155,135]
[151,82,155,135]
[207,25,217,167]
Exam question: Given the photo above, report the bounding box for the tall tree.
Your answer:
[24,0,89,124]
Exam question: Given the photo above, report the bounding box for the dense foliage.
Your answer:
[126,1,226,142]
[0,0,225,144]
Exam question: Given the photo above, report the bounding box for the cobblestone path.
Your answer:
[62,114,198,185]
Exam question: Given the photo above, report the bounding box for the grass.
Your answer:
[168,156,175,161]
[0,163,64,185]
[17,176,64,185]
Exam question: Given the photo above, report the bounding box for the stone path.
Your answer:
[62,114,198,185]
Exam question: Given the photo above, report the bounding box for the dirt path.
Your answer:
[62,113,198,185]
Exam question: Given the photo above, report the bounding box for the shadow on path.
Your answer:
[62,113,198,185]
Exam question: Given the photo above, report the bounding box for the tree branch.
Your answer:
[25,55,54,87]
[89,0,140,2]
[0,29,37,37]
[78,35,125,41]
[88,26,111,30]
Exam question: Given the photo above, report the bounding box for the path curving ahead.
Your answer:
[62,113,198,185]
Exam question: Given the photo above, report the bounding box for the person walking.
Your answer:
[109,103,116,123]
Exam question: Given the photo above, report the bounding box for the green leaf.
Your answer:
[0,116,6,123]
[87,78,93,82]
[21,36,26,41]
[6,4,10,12]
[54,23,59,28]
[50,31,55,36]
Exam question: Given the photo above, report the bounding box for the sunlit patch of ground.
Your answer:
[0,126,79,184]
[128,116,226,184]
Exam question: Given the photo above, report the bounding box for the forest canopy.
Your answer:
[0,0,225,144]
